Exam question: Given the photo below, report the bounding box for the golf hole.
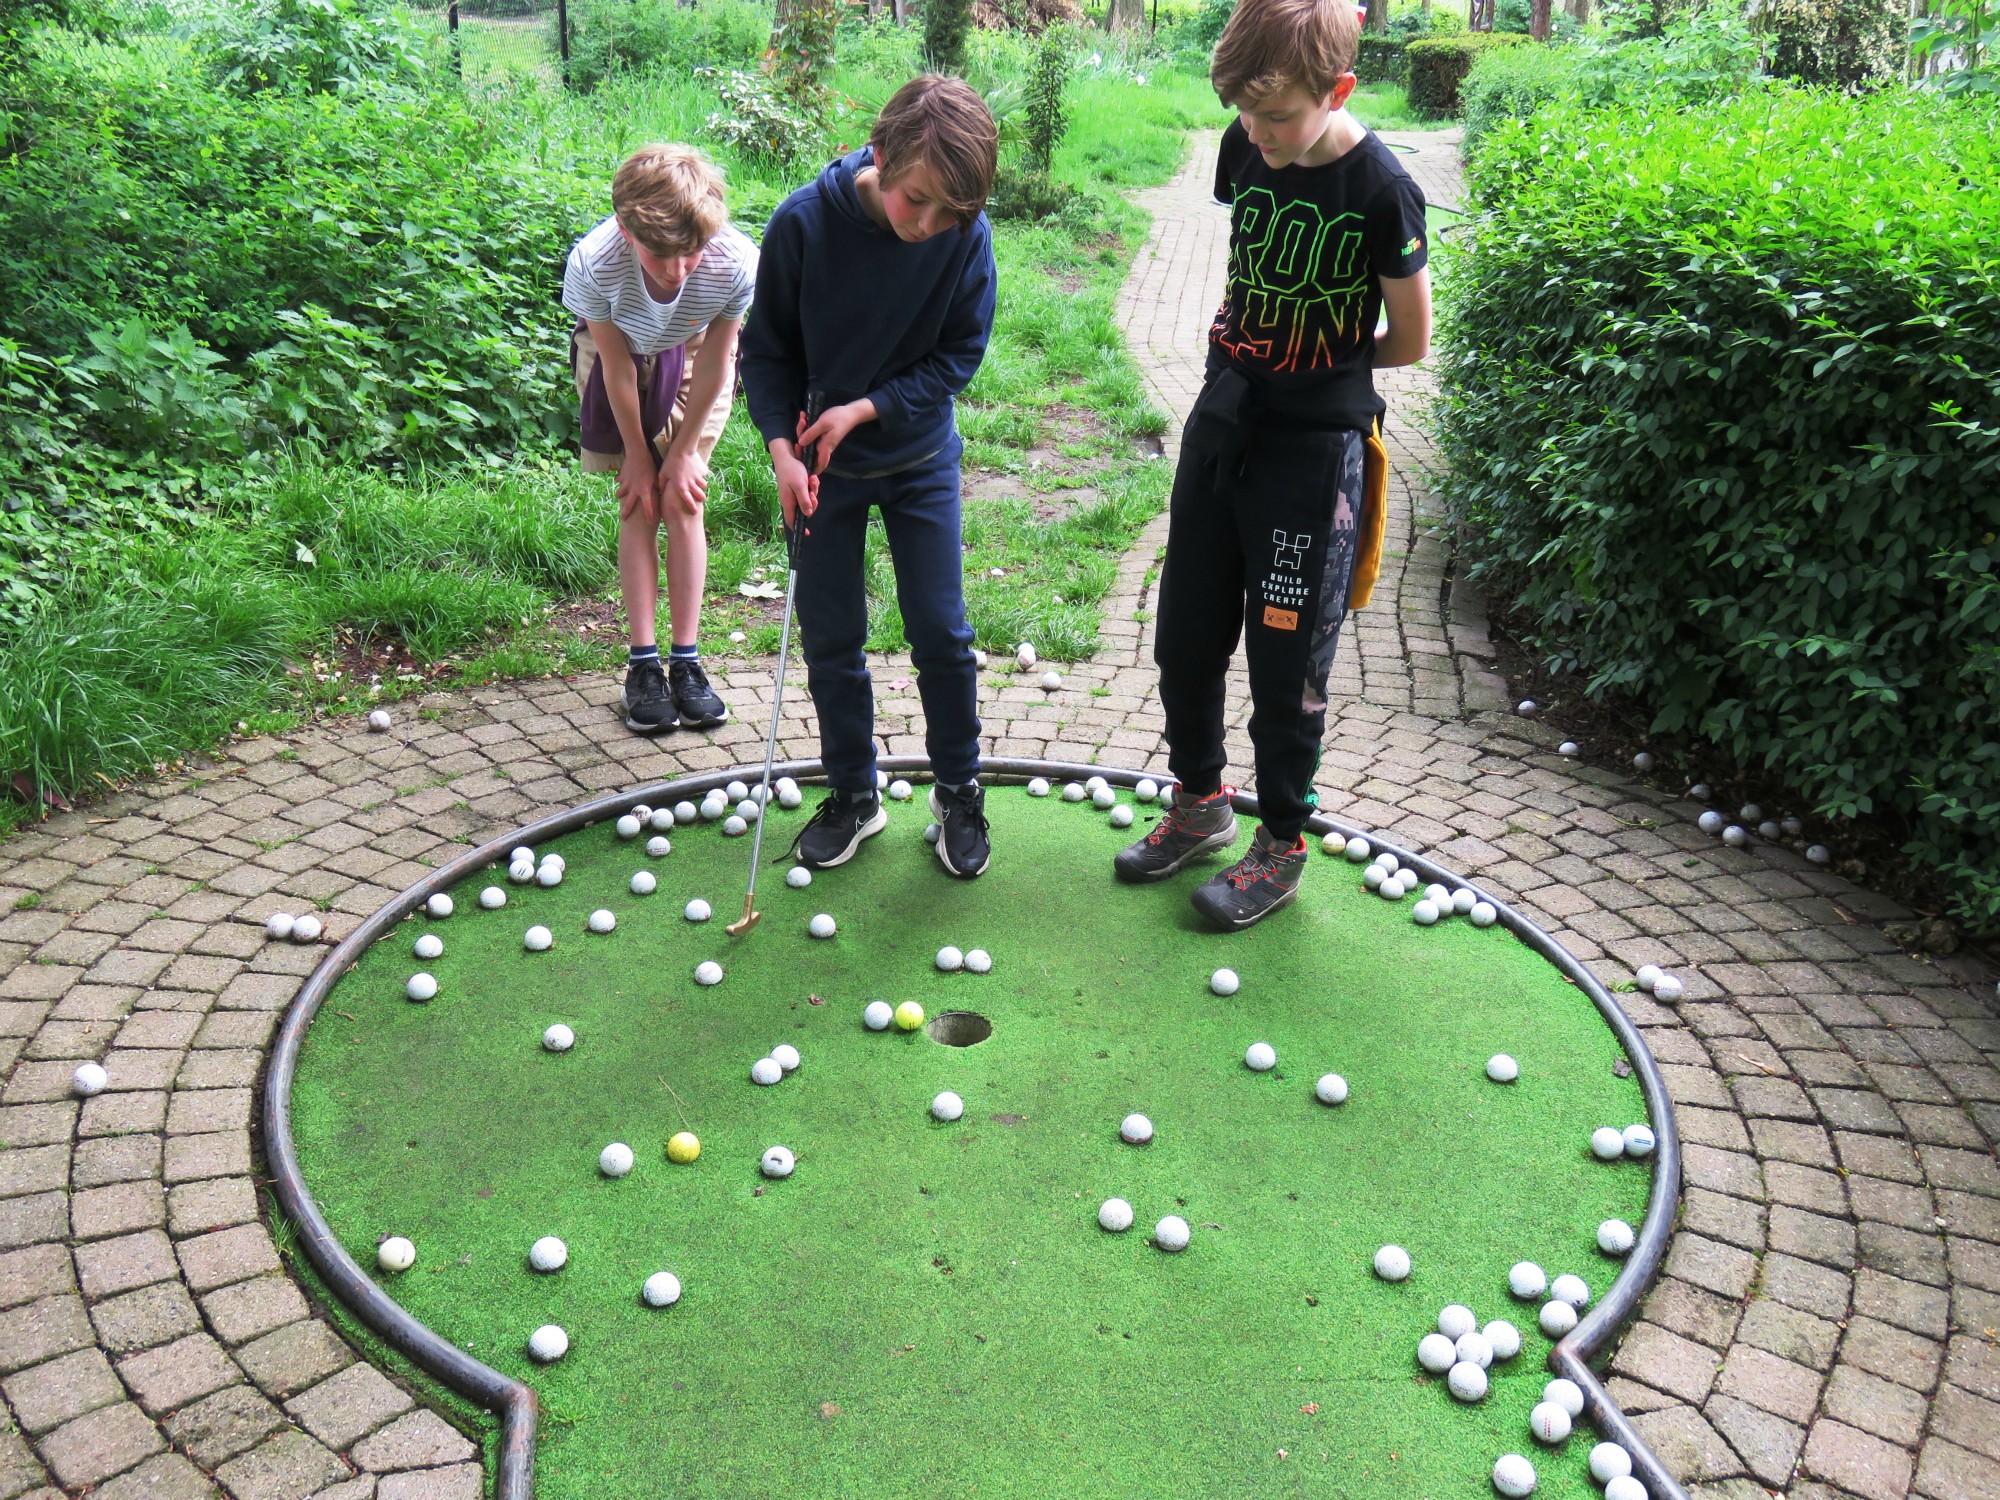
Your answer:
[927,1010,991,1048]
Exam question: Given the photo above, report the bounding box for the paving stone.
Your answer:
[89,1451,225,1500]
[376,1466,481,1500]
[1739,1297,1843,1371]
[71,1179,166,1241]
[2,1347,125,1435]
[168,1176,261,1238]
[91,1278,203,1354]
[1837,1131,1925,1184]
[0,1242,73,1309]
[1945,1331,2000,1402]
[38,1399,166,1489]
[350,1410,476,1471]
[205,1273,311,1346]
[1822,1361,1930,1447]
[165,1384,290,1467]
[178,1223,283,1293]
[309,1480,379,1500]
[1915,1437,2000,1500]
[1933,1383,2000,1464]
[0,1293,94,1375]
[1611,1321,1721,1404]
[236,1320,356,1400]
[1761,1252,1852,1320]
[1682,1188,1767,1252]
[1714,1343,1822,1424]
[1666,1233,1761,1301]
[1705,1392,1805,1487]
[0,1428,49,1500]
[76,1228,178,1298]
[163,1128,252,1183]
[1765,1160,1850,1216]
[1853,1266,1951,1337]
[286,1362,415,1450]
[1842,1315,1943,1391]
[0,1190,66,1250]
[118,1331,243,1416]
[1630,1404,1747,1483]
[1804,1418,1917,1500]
[73,1132,164,1190]
[1857,1221,1949,1286]
[1770,1205,1858,1268]
[214,1430,349,1500]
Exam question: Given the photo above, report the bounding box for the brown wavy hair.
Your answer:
[1211,0,1361,106]
[870,74,999,230]
[612,144,729,257]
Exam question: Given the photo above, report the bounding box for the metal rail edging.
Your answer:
[265,755,1687,1500]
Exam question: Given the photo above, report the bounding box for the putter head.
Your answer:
[725,899,760,937]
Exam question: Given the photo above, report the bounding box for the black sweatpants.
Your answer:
[1154,369,1369,844]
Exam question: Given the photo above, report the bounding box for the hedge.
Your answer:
[1436,89,2000,930]
[1356,35,1406,82]
[1405,31,1528,117]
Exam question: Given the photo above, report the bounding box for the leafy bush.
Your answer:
[1493,0,1583,36]
[696,64,830,169]
[926,0,974,72]
[1458,39,1583,147]
[1356,35,1406,81]
[1023,21,1073,172]
[1436,89,2000,930]
[563,0,768,91]
[1910,0,2000,93]
[1388,6,1464,37]
[1763,0,1901,86]
[1572,0,1765,102]
[203,0,429,95]
[1405,31,1527,115]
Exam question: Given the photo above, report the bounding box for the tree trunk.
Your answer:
[1366,0,1389,31]
[1468,0,1493,27]
[891,0,907,19]
[1563,0,1589,19]
[1529,0,1550,36]
[1108,0,1146,32]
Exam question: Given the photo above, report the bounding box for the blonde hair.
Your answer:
[870,74,999,231]
[611,144,728,257]
[1211,0,1360,107]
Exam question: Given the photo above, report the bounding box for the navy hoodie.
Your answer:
[741,147,998,477]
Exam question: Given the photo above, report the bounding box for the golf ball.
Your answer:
[1438,1305,1477,1341]
[377,1236,415,1272]
[863,1000,894,1031]
[725,780,748,802]
[972,650,988,668]
[1344,836,1372,861]
[1135,779,1159,802]
[368,708,393,732]
[931,1090,965,1122]
[511,847,534,866]
[1417,1333,1457,1374]
[1597,1219,1636,1256]
[1591,1127,1627,1160]
[1632,751,1655,772]
[1061,782,1085,802]
[527,1325,568,1363]
[426,894,453,918]
[1091,786,1116,810]
[1543,1378,1585,1418]
[1539,1299,1579,1338]
[1806,843,1831,863]
[1651,974,1685,1003]
[528,1236,567,1272]
[479,886,506,910]
[1452,888,1477,915]
[1508,1263,1547,1299]
[1424,883,1451,908]
[643,1270,684,1308]
[1027,778,1051,797]
[936,946,964,972]
[735,799,761,822]
[721,815,747,836]
[1780,815,1803,838]
[894,1001,925,1031]
[694,961,723,986]
[1469,902,1498,928]
[964,948,992,974]
[1412,900,1441,926]
[886,778,912,801]
[760,1145,795,1179]
[1604,1476,1645,1500]
[413,933,444,960]
[509,860,535,884]
[1758,819,1781,840]
[1550,1274,1590,1309]
[293,915,324,944]
[751,1056,782,1086]
[406,973,438,1002]
[1244,1042,1277,1072]
[1153,1215,1191,1252]
[599,1142,634,1177]
[1589,1442,1634,1483]
[72,1063,109,1097]
[631,871,656,896]
[809,913,836,939]
[778,786,803,809]
[1486,1054,1520,1083]
[1483,1319,1522,1361]
[685,899,711,922]
[1098,1198,1134,1233]
[1493,1454,1537,1497]
[649,808,675,833]
[542,853,565,873]
[587,909,616,934]
[542,1023,573,1051]
[874,770,889,791]
[1120,1113,1154,1145]
[729,629,746,643]
[1447,1362,1488,1402]
[1040,670,1062,690]
[632,805,652,820]
[700,797,725,822]
[786,866,813,888]
[1362,865,1387,890]
[666,1131,700,1163]
[1376,852,1400,873]
[1373,1245,1411,1281]
[1558,741,1579,757]
[1516,699,1538,716]
[536,865,562,888]
[674,801,698,824]
[1315,1073,1348,1105]
[1722,823,1748,847]
[1109,805,1134,828]
[1016,642,1037,669]
[1086,777,1108,794]
[524,925,553,952]
[1455,1330,1494,1369]
[617,814,642,839]
[1210,968,1240,997]
[1623,1123,1656,1158]
[265,912,295,940]
[1379,877,1407,902]
[1634,963,1662,991]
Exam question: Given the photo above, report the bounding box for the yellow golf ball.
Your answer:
[666,1131,701,1164]
[894,1001,925,1032]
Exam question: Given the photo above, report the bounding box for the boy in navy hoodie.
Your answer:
[740,75,1000,877]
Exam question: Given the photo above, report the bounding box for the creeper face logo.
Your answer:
[1272,529,1311,572]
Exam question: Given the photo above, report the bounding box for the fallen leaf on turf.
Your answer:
[738,581,783,599]
[1277,1449,1289,1460]
[819,1402,841,1419]
[808,993,824,1006]
[1301,1403,1319,1415]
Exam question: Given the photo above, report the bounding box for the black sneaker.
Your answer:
[928,782,991,878]
[791,789,887,869]
[619,657,678,735]
[1113,787,1237,883]
[1190,825,1308,930]
[669,657,728,728]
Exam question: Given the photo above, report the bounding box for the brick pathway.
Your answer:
[3,133,1998,1500]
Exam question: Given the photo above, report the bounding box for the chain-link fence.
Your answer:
[404,0,564,81]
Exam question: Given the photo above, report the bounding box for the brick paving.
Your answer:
[1,132,1997,1500]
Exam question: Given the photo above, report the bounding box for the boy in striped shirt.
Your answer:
[562,144,757,734]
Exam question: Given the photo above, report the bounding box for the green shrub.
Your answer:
[203,0,430,95]
[1436,89,2000,931]
[1023,22,1073,173]
[1493,0,1583,37]
[1388,6,1464,37]
[563,0,768,91]
[1458,38,1582,146]
[1764,0,1901,86]
[1404,31,1527,116]
[925,0,973,73]
[1355,35,1406,82]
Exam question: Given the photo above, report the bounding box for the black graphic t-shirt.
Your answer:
[1208,119,1429,430]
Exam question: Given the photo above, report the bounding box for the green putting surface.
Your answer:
[291,784,1655,1500]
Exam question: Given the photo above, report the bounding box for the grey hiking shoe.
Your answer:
[1190,825,1308,930]
[1112,787,1238,883]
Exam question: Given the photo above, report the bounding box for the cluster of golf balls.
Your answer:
[1417,1300,1524,1404]
[934,945,992,973]
[1357,851,1497,928]
[1508,1260,1596,1338]
[749,1043,802,1088]
[1631,963,1686,1005]
[863,999,927,1033]
[1689,789,1818,861]
[1093,1197,1191,1252]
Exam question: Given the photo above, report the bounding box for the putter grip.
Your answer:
[797,388,828,476]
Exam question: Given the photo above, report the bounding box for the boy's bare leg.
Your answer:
[662,503,705,648]
[619,516,663,651]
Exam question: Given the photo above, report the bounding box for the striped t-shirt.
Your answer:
[561,216,757,356]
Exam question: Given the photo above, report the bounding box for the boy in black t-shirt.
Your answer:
[1113,0,1432,929]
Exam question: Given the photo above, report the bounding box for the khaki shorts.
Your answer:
[571,323,733,475]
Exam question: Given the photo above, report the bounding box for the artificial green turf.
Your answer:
[291,786,1655,1500]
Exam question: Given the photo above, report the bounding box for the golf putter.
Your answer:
[727,390,824,938]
